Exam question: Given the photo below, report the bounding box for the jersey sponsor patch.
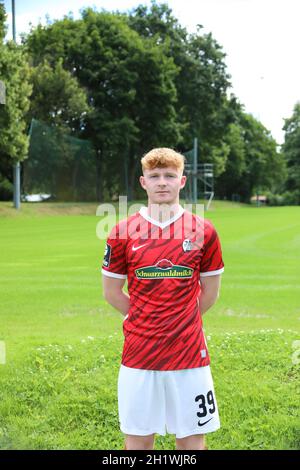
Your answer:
[135,259,194,279]
[103,243,112,267]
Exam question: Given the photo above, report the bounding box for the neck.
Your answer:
[147,201,182,223]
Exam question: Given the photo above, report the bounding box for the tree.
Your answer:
[231,113,286,201]
[24,60,92,201]
[0,3,32,200]
[0,1,6,42]
[29,59,89,132]
[25,9,180,200]
[23,2,284,203]
[216,122,246,200]
[128,2,231,168]
[282,102,300,192]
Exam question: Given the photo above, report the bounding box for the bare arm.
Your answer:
[198,274,222,316]
[102,275,130,317]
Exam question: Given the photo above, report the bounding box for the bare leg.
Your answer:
[176,434,207,450]
[124,433,156,450]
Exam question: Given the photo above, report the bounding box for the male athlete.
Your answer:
[102,148,224,450]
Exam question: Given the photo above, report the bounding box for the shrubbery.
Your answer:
[265,190,300,206]
[0,176,13,200]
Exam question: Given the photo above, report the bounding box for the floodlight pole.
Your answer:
[12,0,21,209]
[12,0,16,41]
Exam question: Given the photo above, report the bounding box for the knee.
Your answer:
[176,435,206,451]
[126,441,154,450]
[125,434,155,450]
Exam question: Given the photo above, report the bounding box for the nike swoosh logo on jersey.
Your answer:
[198,417,213,427]
[132,243,149,251]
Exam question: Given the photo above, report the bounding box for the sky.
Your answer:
[2,0,300,145]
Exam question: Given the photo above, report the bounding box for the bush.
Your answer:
[265,190,300,206]
[0,176,13,200]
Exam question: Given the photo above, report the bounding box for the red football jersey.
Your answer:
[102,206,224,371]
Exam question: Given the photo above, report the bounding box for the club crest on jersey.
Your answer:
[182,239,193,252]
[135,259,194,279]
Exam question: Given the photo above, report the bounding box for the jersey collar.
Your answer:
[139,205,185,229]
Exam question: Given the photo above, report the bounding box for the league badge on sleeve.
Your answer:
[103,243,111,267]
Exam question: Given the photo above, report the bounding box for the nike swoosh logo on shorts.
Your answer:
[198,417,213,427]
[132,243,149,251]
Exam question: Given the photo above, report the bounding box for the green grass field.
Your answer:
[0,200,299,450]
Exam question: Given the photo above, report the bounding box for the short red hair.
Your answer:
[141,148,185,173]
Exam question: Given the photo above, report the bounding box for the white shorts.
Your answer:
[118,364,220,439]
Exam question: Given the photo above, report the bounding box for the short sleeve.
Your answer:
[200,220,224,277]
[101,225,127,279]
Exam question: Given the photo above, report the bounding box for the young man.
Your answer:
[102,148,224,450]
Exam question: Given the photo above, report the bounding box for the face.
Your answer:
[140,166,186,205]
